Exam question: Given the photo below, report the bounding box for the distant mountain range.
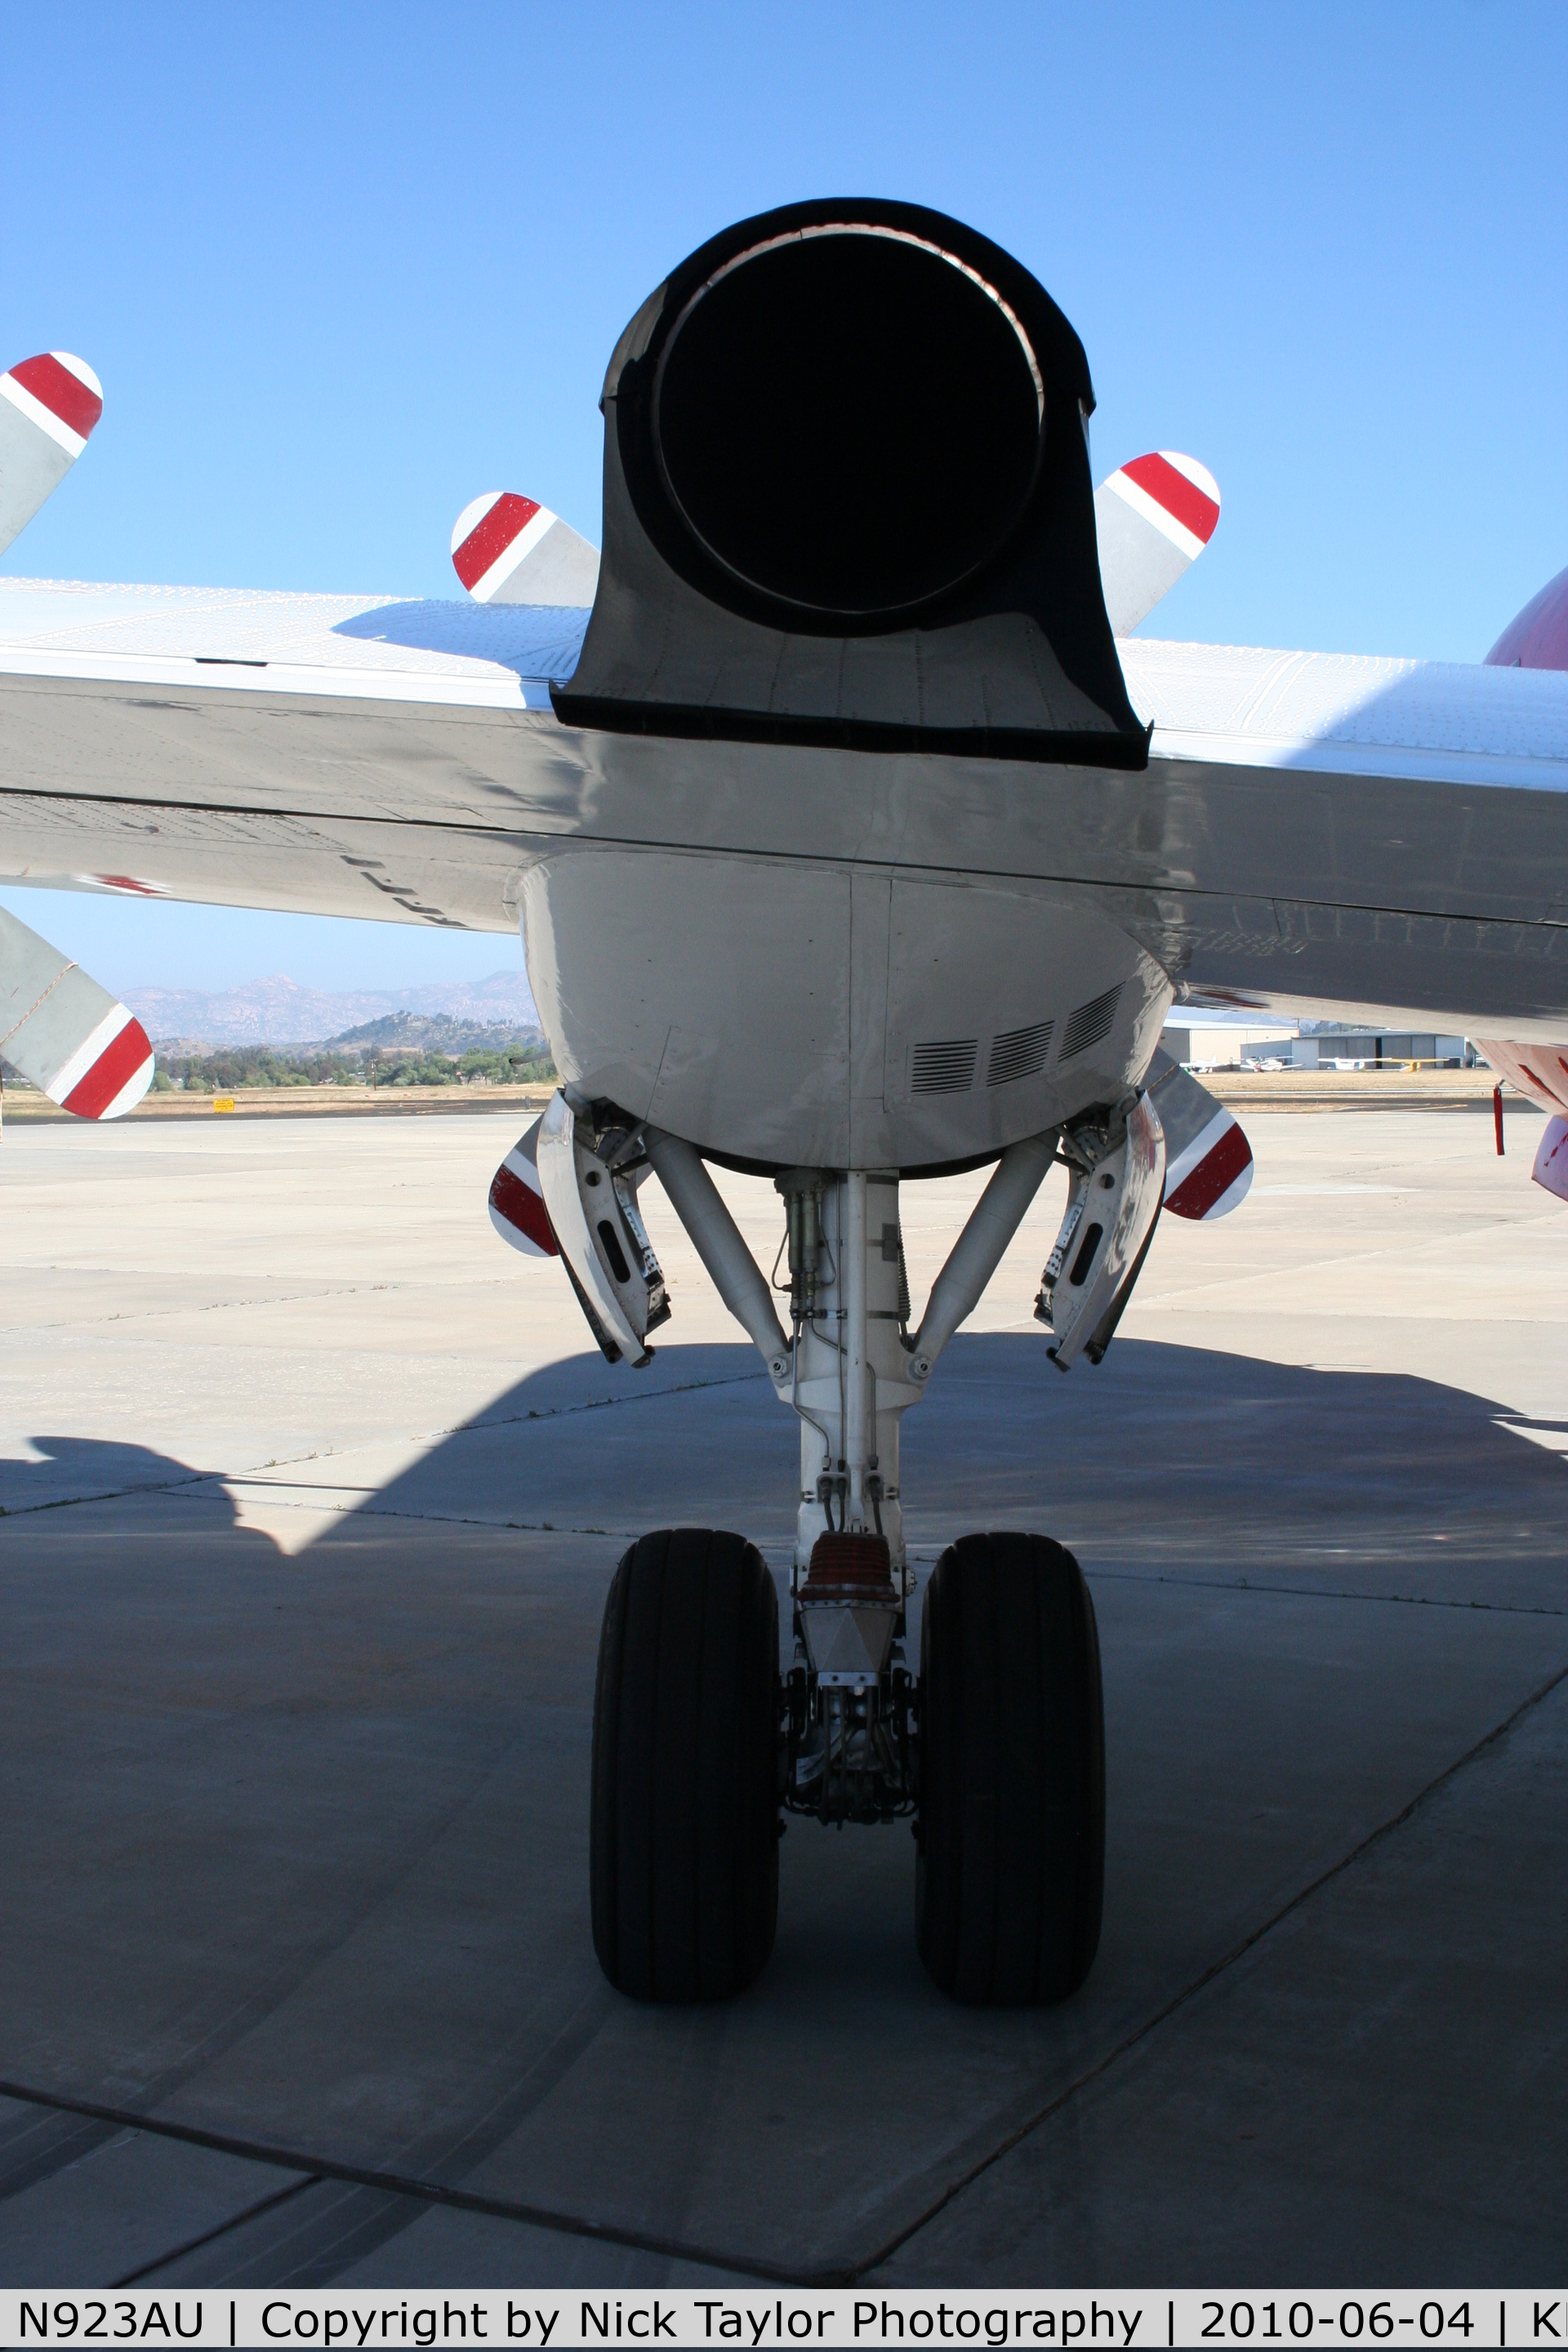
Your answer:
[127,970,540,1048]
[313,1011,549,1057]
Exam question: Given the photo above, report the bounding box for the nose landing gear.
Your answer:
[585,1106,1160,2006]
[785,1530,918,1828]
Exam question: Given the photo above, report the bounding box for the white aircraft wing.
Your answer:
[1117,639,1568,1036]
[0,577,590,932]
[0,576,1563,1049]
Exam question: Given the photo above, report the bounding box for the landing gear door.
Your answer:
[1036,1093,1165,1371]
[535,1091,670,1367]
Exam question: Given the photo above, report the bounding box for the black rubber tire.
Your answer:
[590,1528,780,2001]
[916,1530,1104,2005]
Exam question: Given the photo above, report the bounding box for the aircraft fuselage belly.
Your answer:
[520,842,1171,1169]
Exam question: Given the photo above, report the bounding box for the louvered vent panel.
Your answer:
[1059,983,1123,1062]
[987,1018,1054,1087]
[910,1037,979,1094]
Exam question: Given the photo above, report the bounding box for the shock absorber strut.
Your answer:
[633,1120,1069,1836]
[775,1165,825,1319]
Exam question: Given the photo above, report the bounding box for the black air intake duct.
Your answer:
[554,198,1147,768]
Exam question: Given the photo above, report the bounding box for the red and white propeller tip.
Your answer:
[1095,451,1220,637]
[0,352,104,559]
[45,1004,155,1122]
[452,492,550,601]
[488,1120,559,1258]
[76,872,172,898]
[1,906,154,1122]
[2,352,103,452]
[451,491,600,608]
[1106,452,1220,559]
[1162,1107,1253,1220]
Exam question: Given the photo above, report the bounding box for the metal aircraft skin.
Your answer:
[4,200,1567,2007]
[2,553,1563,1167]
[1,309,1564,1158]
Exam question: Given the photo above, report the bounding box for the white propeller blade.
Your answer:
[1095,451,1220,636]
[488,1114,559,1257]
[0,906,154,1120]
[1146,1049,1254,1219]
[0,352,103,559]
[451,492,600,608]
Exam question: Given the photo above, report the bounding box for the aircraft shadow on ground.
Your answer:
[3,1343,1564,2289]
[306,1333,1568,1594]
[0,1432,244,1523]
[2,1338,1561,1595]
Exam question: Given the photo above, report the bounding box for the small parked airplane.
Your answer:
[2,201,1564,2009]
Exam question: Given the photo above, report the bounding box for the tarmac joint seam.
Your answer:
[3,1654,1565,2291]
[112,2171,323,2287]
[849,1646,1568,2282]
[1085,1566,1568,1618]
[0,1367,771,1521]
[0,2082,826,2288]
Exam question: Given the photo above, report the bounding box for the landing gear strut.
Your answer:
[577,1099,1161,2006]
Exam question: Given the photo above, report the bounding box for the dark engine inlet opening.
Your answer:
[653,227,1045,621]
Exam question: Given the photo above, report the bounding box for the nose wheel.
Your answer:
[590,1527,782,2002]
[915,1530,1104,2005]
[588,1522,1103,2006]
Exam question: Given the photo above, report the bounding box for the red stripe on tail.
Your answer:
[453,492,541,590]
[63,1018,152,1119]
[1121,452,1219,546]
[10,354,103,439]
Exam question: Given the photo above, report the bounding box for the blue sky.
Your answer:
[3,0,1564,993]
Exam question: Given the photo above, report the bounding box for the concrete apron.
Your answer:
[0,1109,1563,2286]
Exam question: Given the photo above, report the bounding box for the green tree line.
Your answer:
[152,1044,557,1093]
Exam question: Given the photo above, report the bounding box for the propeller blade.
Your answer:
[451,492,599,608]
[488,1114,559,1256]
[1095,451,1220,636]
[0,353,104,558]
[0,905,153,1120]
[1146,1048,1254,1219]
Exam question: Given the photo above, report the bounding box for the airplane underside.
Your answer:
[521,843,1170,1170]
